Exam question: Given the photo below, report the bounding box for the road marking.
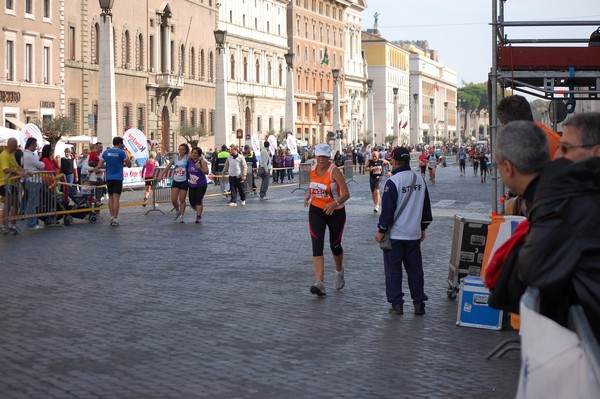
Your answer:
[432,200,456,208]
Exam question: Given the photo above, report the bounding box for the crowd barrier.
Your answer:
[516,287,600,398]
[342,159,357,184]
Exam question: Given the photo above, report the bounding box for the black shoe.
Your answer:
[389,304,403,315]
[414,302,426,316]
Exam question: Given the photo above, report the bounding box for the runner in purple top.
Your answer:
[187,147,209,223]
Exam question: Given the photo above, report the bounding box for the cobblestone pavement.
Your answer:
[0,156,520,399]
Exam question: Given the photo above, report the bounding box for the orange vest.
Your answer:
[309,163,341,210]
[535,121,560,160]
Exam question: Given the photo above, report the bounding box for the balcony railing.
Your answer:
[155,73,184,89]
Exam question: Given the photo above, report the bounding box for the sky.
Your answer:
[361,0,600,85]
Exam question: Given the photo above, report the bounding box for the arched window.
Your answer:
[230,54,235,80]
[91,23,100,64]
[209,51,214,82]
[200,49,205,80]
[124,30,131,67]
[190,47,195,78]
[278,63,283,86]
[243,56,248,82]
[113,27,117,67]
[136,33,144,70]
[180,44,185,74]
[267,61,272,85]
[255,58,260,83]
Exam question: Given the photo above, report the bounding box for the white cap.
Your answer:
[314,143,331,157]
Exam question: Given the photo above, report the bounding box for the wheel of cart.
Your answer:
[447,285,458,301]
[64,214,73,226]
[89,214,97,223]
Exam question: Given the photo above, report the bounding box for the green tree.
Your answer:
[42,115,76,149]
[530,99,550,122]
[359,131,373,146]
[384,134,397,147]
[179,123,202,148]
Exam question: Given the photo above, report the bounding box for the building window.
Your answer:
[170,40,175,72]
[43,0,50,18]
[180,107,187,126]
[268,117,273,131]
[200,49,205,80]
[230,54,235,80]
[137,33,144,70]
[43,46,50,84]
[243,56,248,82]
[92,102,98,136]
[268,61,272,85]
[123,30,131,68]
[200,109,206,128]
[137,105,145,131]
[278,63,283,86]
[25,43,33,82]
[91,23,99,63]
[208,51,214,82]
[123,103,132,130]
[190,47,195,78]
[149,35,155,70]
[25,0,33,15]
[179,44,185,74]
[68,99,79,131]
[69,26,76,60]
[5,40,14,81]
[257,116,262,132]
[255,59,260,83]
[6,0,14,11]
[190,108,197,127]
[209,110,215,134]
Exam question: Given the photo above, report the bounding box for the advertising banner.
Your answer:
[123,128,149,167]
[21,123,44,150]
[286,134,298,155]
[268,135,278,152]
[251,134,260,155]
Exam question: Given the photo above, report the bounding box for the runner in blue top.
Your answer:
[457,148,467,176]
[94,136,131,226]
[187,147,209,223]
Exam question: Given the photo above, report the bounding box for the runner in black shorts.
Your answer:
[366,151,390,213]
[106,180,123,195]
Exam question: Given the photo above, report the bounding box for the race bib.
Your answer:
[188,174,199,185]
[372,166,383,175]
[174,167,186,177]
[310,182,330,198]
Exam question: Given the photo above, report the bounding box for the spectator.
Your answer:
[258,141,271,200]
[22,138,45,230]
[78,148,90,184]
[303,143,350,297]
[60,148,78,198]
[243,145,257,193]
[0,138,27,226]
[492,120,600,340]
[375,147,432,315]
[284,148,294,182]
[216,145,230,197]
[223,145,247,207]
[94,137,131,226]
[141,151,159,207]
[555,112,600,161]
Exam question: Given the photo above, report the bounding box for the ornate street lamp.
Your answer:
[444,101,449,143]
[332,69,341,151]
[366,79,374,145]
[413,93,419,145]
[99,0,115,18]
[393,87,399,147]
[213,30,227,51]
[214,29,228,144]
[429,97,435,145]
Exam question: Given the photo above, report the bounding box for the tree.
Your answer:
[275,129,286,144]
[530,99,550,122]
[42,115,76,149]
[384,134,397,148]
[358,131,373,147]
[179,123,202,148]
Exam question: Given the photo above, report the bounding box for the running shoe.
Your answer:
[27,225,44,230]
[228,202,237,207]
[310,280,326,297]
[335,269,345,290]
[374,205,379,213]
[110,219,119,227]
[414,302,426,316]
[179,216,185,223]
[241,200,246,206]
[142,197,147,207]
[173,212,180,221]
[389,304,404,315]
[195,215,202,224]
[259,196,269,201]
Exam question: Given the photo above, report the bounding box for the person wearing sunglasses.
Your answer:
[492,120,600,342]
[555,112,600,161]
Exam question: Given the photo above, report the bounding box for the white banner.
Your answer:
[21,123,44,150]
[286,134,298,155]
[268,135,278,152]
[123,128,149,167]
[251,134,260,155]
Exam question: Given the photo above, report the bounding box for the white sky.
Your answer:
[361,0,600,85]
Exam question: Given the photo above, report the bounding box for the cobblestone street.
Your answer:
[0,158,520,398]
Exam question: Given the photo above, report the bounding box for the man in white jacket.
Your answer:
[223,146,248,207]
[22,138,46,230]
[258,141,271,200]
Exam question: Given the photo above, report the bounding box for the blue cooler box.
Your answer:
[456,276,503,330]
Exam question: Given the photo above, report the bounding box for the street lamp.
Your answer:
[392,87,399,148]
[456,101,461,147]
[214,29,228,146]
[284,51,295,136]
[97,0,117,146]
[429,97,435,145]
[366,79,374,146]
[444,101,449,144]
[332,69,341,151]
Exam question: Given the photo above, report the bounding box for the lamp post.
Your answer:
[97,0,117,145]
[366,79,374,146]
[444,101,449,144]
[284,51,295,138]
[457,100,461,147]
[429,97,435,146]
[392,87,399,148]
[412,93,419,145]
[332,68,341,152]
[214,29,228,146]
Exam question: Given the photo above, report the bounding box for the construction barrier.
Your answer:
[145,166,172,215]
[343,160,357,184]
[292,162,312,193]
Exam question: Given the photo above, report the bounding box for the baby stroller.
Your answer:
[63,185,99,226]
[38,183,66,226]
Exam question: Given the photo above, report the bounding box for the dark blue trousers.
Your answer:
[383,239,428,306]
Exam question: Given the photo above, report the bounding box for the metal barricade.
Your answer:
[146,166,171,215]
[1,173,24,235]
[245,161,256,196]
[343,159,357,184]
[292,162,312,193]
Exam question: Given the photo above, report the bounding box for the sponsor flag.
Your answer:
[433,82,440,92]
[21,123,44,150]
[402,121,408,129]
[123,128,149,167]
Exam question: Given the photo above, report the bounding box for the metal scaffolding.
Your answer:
[489,0,600,214]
